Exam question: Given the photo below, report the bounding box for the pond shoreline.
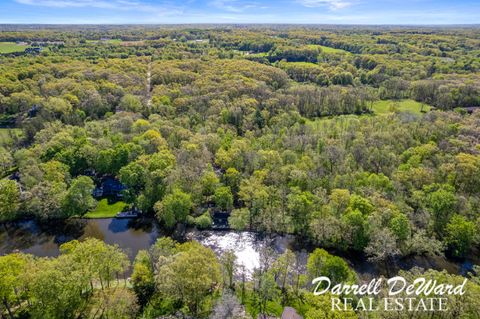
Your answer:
[0,217,476,280]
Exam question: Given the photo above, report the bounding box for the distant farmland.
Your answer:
[0,42,29,53]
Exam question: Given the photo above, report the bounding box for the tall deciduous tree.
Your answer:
[445,215,476,257]
[155,241,221,316]
[131,250,155,307]
[287,188,315,236]
[154,189,192,228]
[60,238,129,290]
[0,179,20,222]
[63,176,96,217]
[0,253,27,319]
[215,186,234,211]
[306,248,354,286]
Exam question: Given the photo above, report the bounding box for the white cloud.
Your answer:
[209,0,260,13]
[15,0,183,14]
[297,0,352,10]
[16,0,123,9]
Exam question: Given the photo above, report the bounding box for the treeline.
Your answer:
[411,78,480,109]
[0,56,380,143]
[0,23,480,319]
[2,238,480,318]
[0,26,479,264]
[2,106,480,262]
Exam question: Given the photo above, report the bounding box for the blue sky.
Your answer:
[1,0,479,24]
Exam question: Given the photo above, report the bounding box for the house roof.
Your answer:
[281,307,302,319]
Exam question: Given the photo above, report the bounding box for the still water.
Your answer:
[0,218,289,275]
[0,218,475,278]
[0,218,159,261]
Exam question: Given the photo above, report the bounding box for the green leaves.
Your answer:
[154,189,192,229]
[155,240,221,316]
[445,214,476,257]
[0,239,130,318]
[389,213,411,242]
[306,248,355,286]
[0,253,28,316]
[214,186,234,211]
[62,175,96,217]
[0,179,20,222]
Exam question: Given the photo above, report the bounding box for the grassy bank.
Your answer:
[84,199,127,218]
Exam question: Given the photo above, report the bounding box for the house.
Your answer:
[281,307,302,319]
[28,104,40,118]
[92,176,126,198]
[101,177,126,197]
[24,47,41,54]
[256,308,302,319]
[92,187,103,198]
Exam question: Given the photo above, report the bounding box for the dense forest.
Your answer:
[0,25,480,319]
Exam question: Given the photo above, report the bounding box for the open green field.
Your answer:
[86,39,122,45]
[0,42,29,53]
[244,51,268,57]
[307,44,349,54]
[319,45,350,54]
[0,128,23,146]
[306,99,431,131]
[84,199,127,218]
[282,61,319,67]
[372,99,431,115]
[105,39,122,44]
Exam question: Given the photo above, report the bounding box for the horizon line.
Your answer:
[1,23,480,26]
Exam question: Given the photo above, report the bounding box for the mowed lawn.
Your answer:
[84,199,127,218]
[372,99,431,115]
[307,44,349,54]
[0,42,29,53]
[319,45,350,54]
[0,128,23,146]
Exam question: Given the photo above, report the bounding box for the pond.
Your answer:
[0,218,159,261]
[0,218,475,279]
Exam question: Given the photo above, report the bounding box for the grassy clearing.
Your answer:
[86,39,122,45]
[281,61,320,67]
[319,45,349,54]
[121,40,146,46]
[245,51,268,57]
[0,42,29,53]
[305,99,431,132]
[0,128,23,146]
[307,44,349,54]
[372,99,431,115]
[102,39,122,45]
[84,199,127,218]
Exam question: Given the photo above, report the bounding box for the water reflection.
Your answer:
[0,219,475,279]
[187,231,264,272]
[186,230,308,276]
[0,218,159,261]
